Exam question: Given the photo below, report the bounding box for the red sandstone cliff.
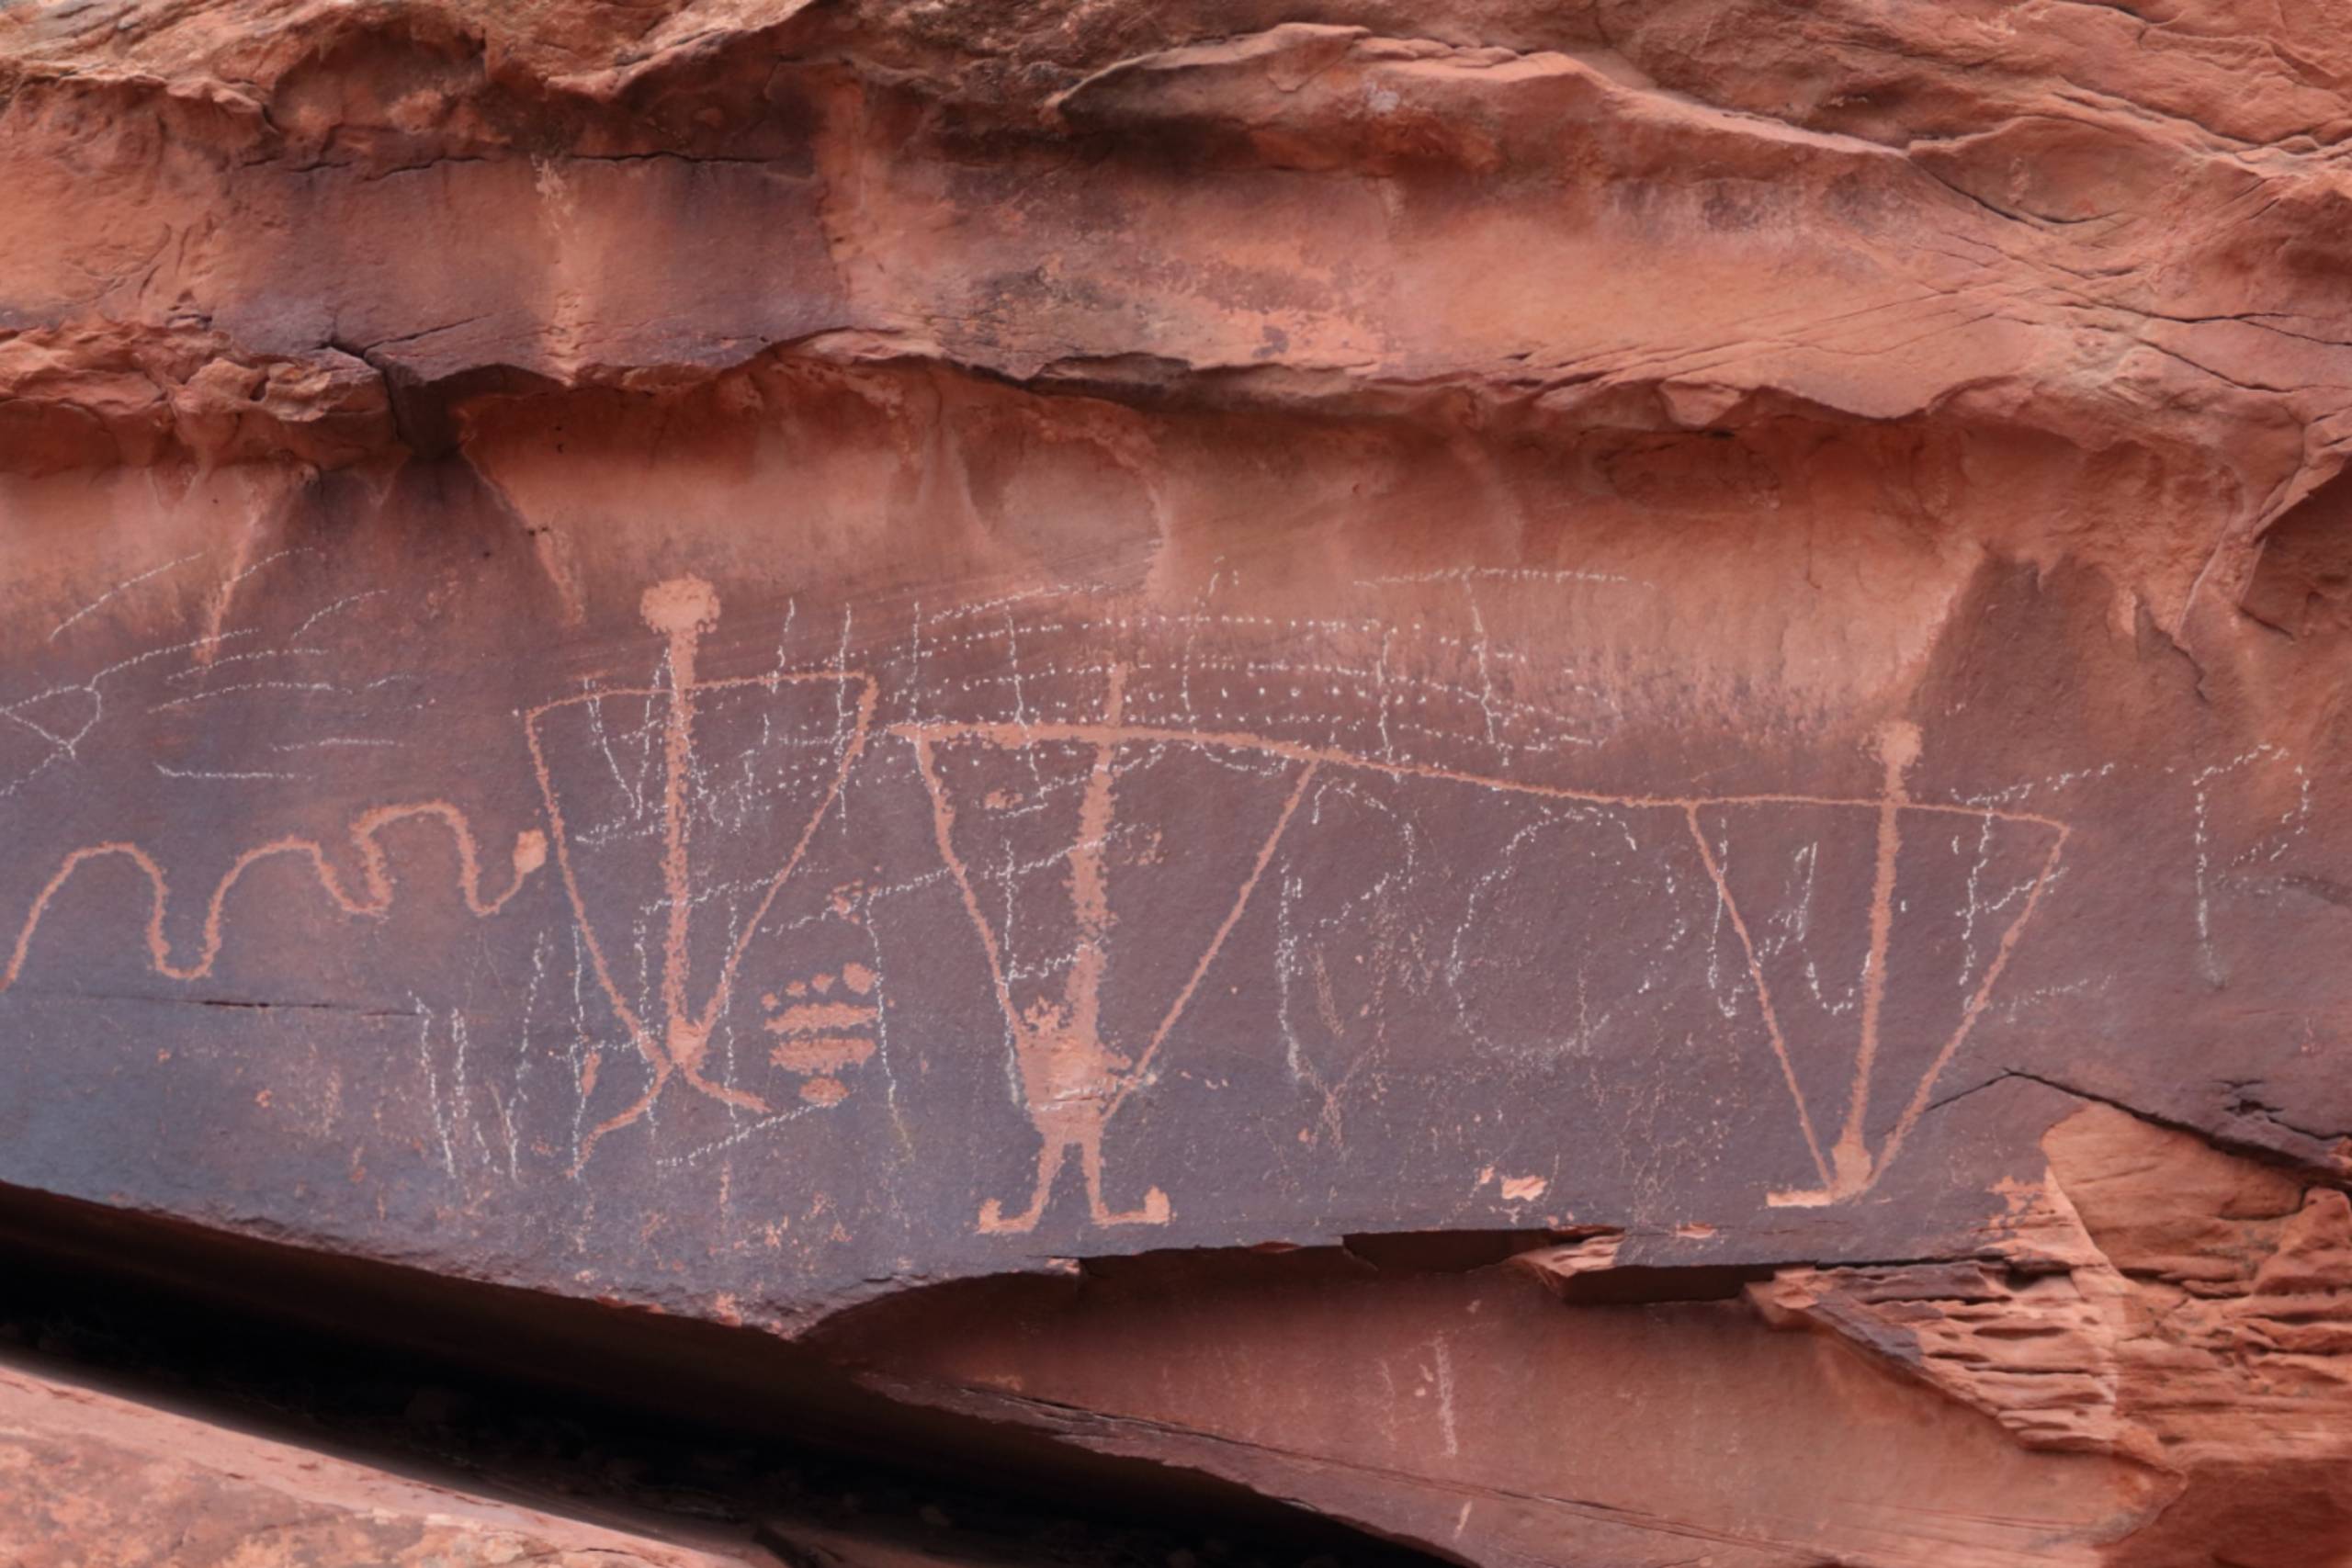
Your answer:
[6,0,2352,1562]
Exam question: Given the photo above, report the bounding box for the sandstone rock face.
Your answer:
[5,0,2352,1562]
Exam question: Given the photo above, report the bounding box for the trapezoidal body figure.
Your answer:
[900,664,1318,1235]
[1677,719,2068,1206]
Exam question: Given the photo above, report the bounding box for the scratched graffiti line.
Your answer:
[6,541,405,809]
[526,578,878,1168]
[904,601,1622,768]
[0,803,548,997]
[1278,774,1426,1152]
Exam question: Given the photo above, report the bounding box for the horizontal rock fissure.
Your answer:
[1928,1066,2352,1186]
[0,1181,1446,1567]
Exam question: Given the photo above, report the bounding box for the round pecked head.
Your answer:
[640,575,721,637]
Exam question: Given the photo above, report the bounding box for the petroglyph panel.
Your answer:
[0,512,2342,1330]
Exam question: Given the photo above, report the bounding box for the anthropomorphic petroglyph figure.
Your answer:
[896,661,2056,1221]
[980,665,1171,1234]
[642,575,729,1089]
[1826,717,1922,1198]
[525,575,877,1163]
[899,665,1321,1235]
[1752,716,2072,1207]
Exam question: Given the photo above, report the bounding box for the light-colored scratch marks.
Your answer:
[151,761,301,783]
[3,627,277,803]
[1683,803,1833,1190]
[906,604,1618,764]
[195,541,312,669]
[9,562,409,809]
[49,550,206,643]
[2189,743,2307,983]
[150,680,345,712]
[1279,776,1419,1148]
[1357,567,1643,589]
